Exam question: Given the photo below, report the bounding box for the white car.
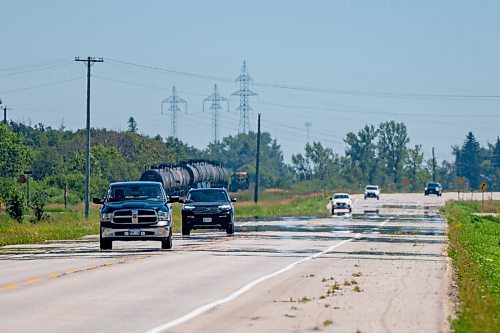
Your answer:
[330,193,352,215]
[364,185,380,200]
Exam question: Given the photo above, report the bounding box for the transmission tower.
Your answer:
[231,60,257,134]
[305,122,312,143]
[161,86,187,138]
[203,84,228,143]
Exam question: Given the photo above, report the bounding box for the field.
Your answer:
[443,200,500,332]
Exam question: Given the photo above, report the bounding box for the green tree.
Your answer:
[404,144,425,191]
[0,124,32,178]
[457,132,481,188]
[127,117,138,133]
[344,125,379,184]
[378,121,409,188]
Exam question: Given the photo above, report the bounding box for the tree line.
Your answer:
[0,119,498,221]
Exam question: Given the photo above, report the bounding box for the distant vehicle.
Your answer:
[330,193,352,215]
[364,185,380,200]
[229,171,249,192]
[93,181,178,250]
[180,188,236,235]
[424,182,442,196]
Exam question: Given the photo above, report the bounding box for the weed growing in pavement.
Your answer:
[299,296,312,303]
[290,306,298,310]
[344,280,351,286]
[352,272,363,277]
[319,295,326,299]
[353,286,362,292]
[324,303,330,308]
[285,314,296,318]
[323,319,333,326]
[350,279,358,285]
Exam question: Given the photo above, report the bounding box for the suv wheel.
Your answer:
[182,222,191,236]
[100,238,112,250]
[331,208,335,215]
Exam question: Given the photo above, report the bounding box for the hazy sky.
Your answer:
[1,0,499,163]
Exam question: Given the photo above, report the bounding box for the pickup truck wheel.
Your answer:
[364,195,367,200]
[226,223,234,235]
[182,222,191,236]
[377,196,380,200]
[349,207,352,213]
[162,229,173,249]
[100,239,112,250]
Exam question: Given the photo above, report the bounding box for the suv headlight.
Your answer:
[157,211,170,221]
[101,213,113,222]
[218,204,231,211]
[183,205,195,211]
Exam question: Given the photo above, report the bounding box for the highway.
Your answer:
[0,192,488,333]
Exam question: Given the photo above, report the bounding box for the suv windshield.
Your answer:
[107,184,163,202]
[333,194,349,199]
[187,190,228,202]
[427,183,440,188]
[366,186,378,190]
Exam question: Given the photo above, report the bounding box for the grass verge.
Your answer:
[443,200,499,332]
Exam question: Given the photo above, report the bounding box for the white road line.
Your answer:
[378,217,392,227]
[144,234,361,333]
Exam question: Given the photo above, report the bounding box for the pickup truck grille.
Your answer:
[112,209,157,223]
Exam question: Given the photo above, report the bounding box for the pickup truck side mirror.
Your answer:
[169,196,180,203]
[231,198,237,202]
[92,197,104,205]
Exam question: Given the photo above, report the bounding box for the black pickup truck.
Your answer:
[93,181,178,250]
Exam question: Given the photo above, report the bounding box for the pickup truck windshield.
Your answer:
[107,185,163,202]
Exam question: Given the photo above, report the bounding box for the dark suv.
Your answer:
[424,182,443,196]
[93,181,178,250]
[181,188,236,235]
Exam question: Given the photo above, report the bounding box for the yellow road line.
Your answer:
[2,285,18,290]
[24,278,41,285]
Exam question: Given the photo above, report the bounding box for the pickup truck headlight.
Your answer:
[183,205,195,211]
[101,213,113,222]
[218,204,231,210]
[157,211,170,221]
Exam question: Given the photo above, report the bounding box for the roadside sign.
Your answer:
[480,182,488,191]
[402,177,410,187]
[456,177,463,185]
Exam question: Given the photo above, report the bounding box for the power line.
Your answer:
[106,58,500,100]
[0,76,84,94]
[0,61,75,78]
[0,58,73,73]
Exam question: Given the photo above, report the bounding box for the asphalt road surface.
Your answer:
[1,192,494,333]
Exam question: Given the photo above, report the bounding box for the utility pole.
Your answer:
[432,147,436,182]
[203,84,229,143]
[3,106,12,125]
[75,56,103,219]
[254,113,261,203]
[161,86,187,138]
[232,61,257,134]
